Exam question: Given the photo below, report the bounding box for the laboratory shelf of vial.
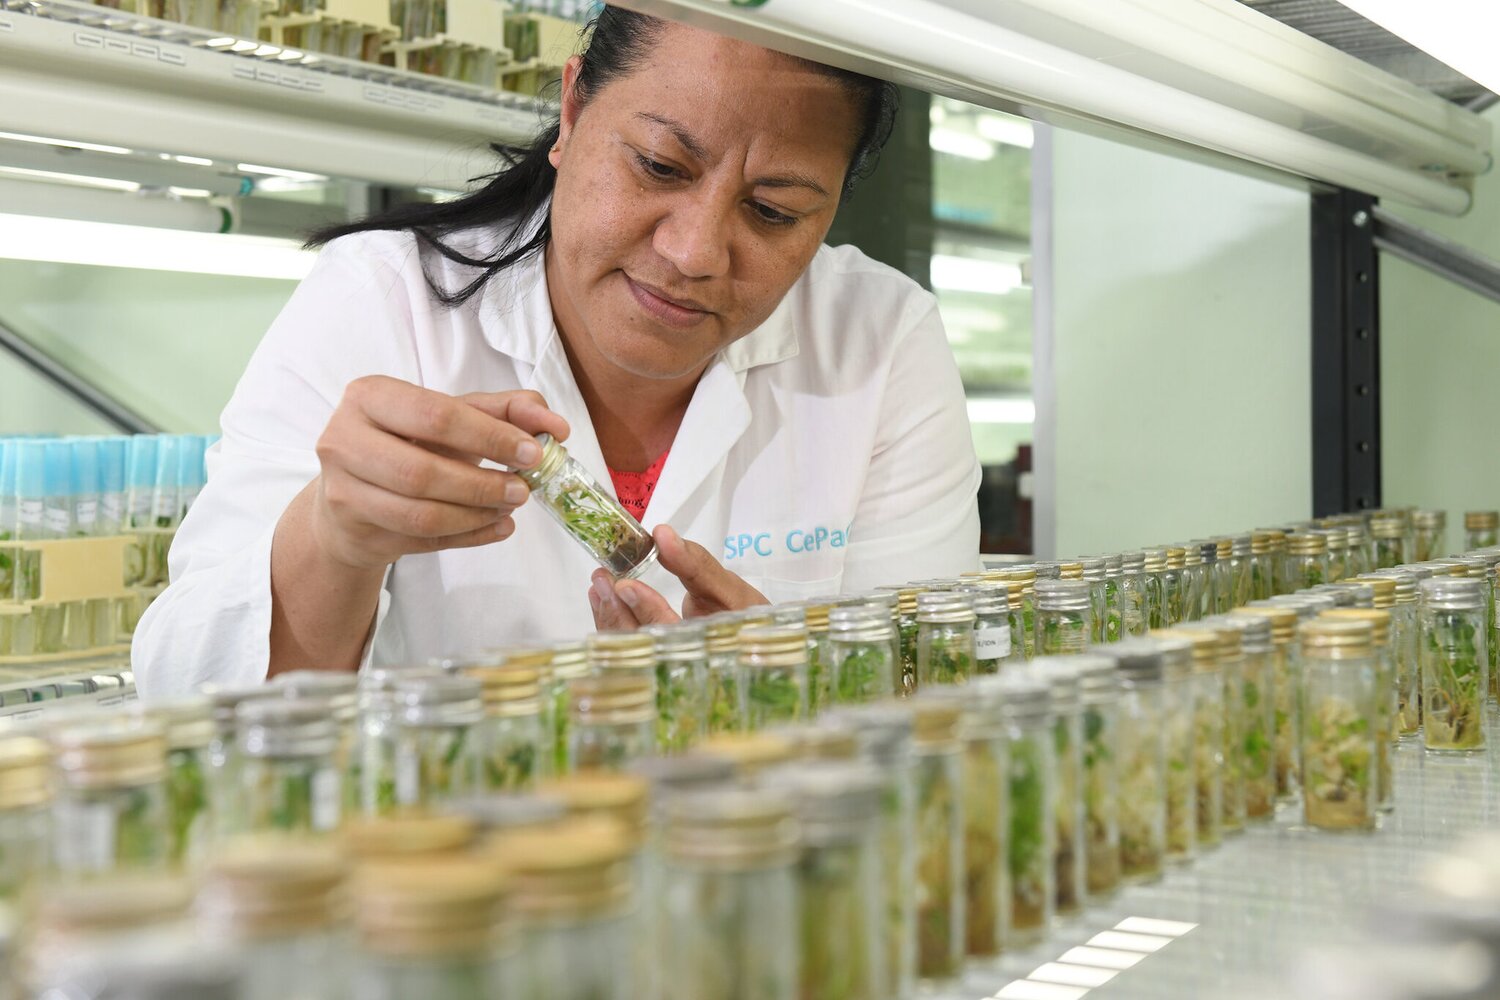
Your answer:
[964,735,1500,1000]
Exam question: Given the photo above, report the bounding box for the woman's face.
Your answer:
[547,24,863,382]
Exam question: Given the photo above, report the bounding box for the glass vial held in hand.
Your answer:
[513,434,658,579]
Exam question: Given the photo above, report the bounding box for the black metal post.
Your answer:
[1311,188,1381,517]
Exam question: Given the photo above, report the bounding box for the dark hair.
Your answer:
[307,6,900,306]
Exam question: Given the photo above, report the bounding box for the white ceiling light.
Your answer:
[929,127,995,161]
[0,131,131,156]
[931,254,1024,294]
[1335,1,1500,97]
[967,397,1036,425]
[0,213,317,280]
[976,113,1035,149]
[0,165,140,192]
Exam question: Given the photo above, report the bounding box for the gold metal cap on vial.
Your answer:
[354,857,510,960]
[343,813,477,861]
[1298,617,1374,658]
[586,631,655,672]
[1322,608,1391,647]
[1234,605,1298,646]
[1353,575,1397,609]
[0,736,49,810]
[499,815,633,921]
[541,772,650,846]
[1466,511,1500,532]
[48,717,167,791]
[697,732,797,778]
[1287,533,1328,555]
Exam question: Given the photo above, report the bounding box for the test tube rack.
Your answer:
[262,0,398,65]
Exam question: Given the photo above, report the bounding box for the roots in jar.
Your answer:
[1304,696,1373,831]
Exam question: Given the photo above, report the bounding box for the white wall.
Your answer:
[0,260,296,433]
[1381,105,1500,513]
[1039,127,1313,557]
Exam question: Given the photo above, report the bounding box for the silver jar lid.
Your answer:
[1420,577,1486,611]
[1394,562,1438,581]
[1232,533,1253,557]
[1070,653,1120,702]
[274,670,358,723]
[916,591,976,624]
[1329,581,1376,609]
[1368,569,1418,604]
[236,698,339,759]
[630,754,737,799]
[983,670,1051,718]
[646,621,709,661]
[443,793,567,833]
[1034,578,1091,612]
[394,674,485,728]
[828,604,894,642]
[1118,551,1146,574]
[1031,657,1083,712]
[958,582,1010,617]
[1079,557,1106,582]
[821,705,913,767]
[1103,554,1123,579]
[1033,562,1063,580]
[1225,612,1274,654]
[1103,640,1164,684]
[760,761,882,846]
[1194,539,1218,565]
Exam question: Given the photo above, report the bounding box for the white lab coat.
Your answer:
[131,228,982,697]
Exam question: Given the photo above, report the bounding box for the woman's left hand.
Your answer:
[588,525,767,629]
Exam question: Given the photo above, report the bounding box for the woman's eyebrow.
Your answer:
[633,111,829,198]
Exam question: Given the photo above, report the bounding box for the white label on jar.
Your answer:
[312,768,341,831]
[152,490,177,520]
[74,499,98,530]
[101,494,124,526]
[52,800,115,872]
[17,499,42,528]
[976,625,1011,661]
[43,506,71,535]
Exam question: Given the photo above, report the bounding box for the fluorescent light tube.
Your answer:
[0,131,131,155]
[0,166,140,192]
[1336,1,1500,97]
[930,127,995,161]
[967,398,1036,424]
[0,213,316,280]
[977,113,1035,148]
[931,254,1023,294]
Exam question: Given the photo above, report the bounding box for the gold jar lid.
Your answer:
[875,586,925,616]
[541,772,650,847]
[1142,547,1168,573]
[696,732,797,778]
[1322,608,1391,647]
[547,641,589,680]
[1159,628,1219,673]
[1163,546,1186,570]
[1369,514,1405,540]
[1412,509,1446,528]
[201,836,349,938]
[498,815,632,921]
[802,599,835,633]
[1298,617,1374,658]
[1466,511,1500,532]
[912,700,961,747]
[1215,537,1233,560]
[1352,574,1397,609]
[1181,544,1203,567]
[133,696,214,752]
[48,717,167,790]
[1058,561,1084,580]
[663,787,799,870]
[986,567,1036,598]
[1286,532,1327,555]
[1233,605,1298,646]
[354,857,510,959]
[780,722,859,761]
[702,612,743,654]
[343,813,477,861]
[1430,558,1477,578]
[566,676,653,724]
[35,873,193,934]
[0,736,49,810]
[586,631,655,672]
[738,624,809,669]
[466,663,543,717]
[1251,531,1276,555]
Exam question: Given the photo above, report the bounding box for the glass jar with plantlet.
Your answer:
[392,674,484,808]
[1034,657,1086,916]
[566,675,655,772]
[1166,627,1223,849]
[964,583,1019,674]
[1102,555,1126,641]
[512,433,657,580]
[236,698,344,835]
[701,614,747,735]
[645,622,710,753]
[47,716,169,876]
[1371,514,1408,569]
[1452,553,1500,692]
[993,670,1055,947]
[1079,558,1110,643]
[205,685,279,836]
[137,697,214,865]
[1324,606,1397,812]
[1195,622,1247,834]
[465,661,547,792]
[737,624,811,729]
[910,700,964,990]
[829,605,898,704]
[1231,534,1255,607]
[1118,552,1150,638]
[1210,539,1235,614]
[1250,532,1277,602]
[1369,571,1420,737]
[1419,577,1489,753]
[1146,634,1196,863]
[1412,509,1447,562]
[1142,548,1169,629]
[876,586,925,694]
[1102,641,1168,882]
[1297,618,1379,832]
[991,567,1039,660]
[764,761,886,1000]
[1181,543,1207,622]
[1075,655,1121,899]
[1193,540,1219,618]
[1163,547,1189,627]
[0,737,50,913]
[660,787,799,1000]
[1238,604,1302,804]
[916,592,977,688]
[801,599,838,714]
[1466,511,1500,551]
[1035,580,1093,657]
[1225,614,1276,823]
[1286,533,1331,591]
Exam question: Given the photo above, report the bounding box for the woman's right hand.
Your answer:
[307,375,570,571]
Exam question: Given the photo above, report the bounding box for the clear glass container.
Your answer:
[393,674,484,807]
[237,698,344,834]
[1076,655,1121,899]
[991,568,1038,661]
[1151,634,1196,863]
[910,701,963,989]
[1163,546,1189,627]
[566,675,656,771]
[702,614,746,735]
[829,605,898,703]
[1242,603,1303,803]
[1175,628,1224,849]
[513,433,657,580]
[350,666,408,818]
[1286,533,1331,590]
[274,670,358,809]
[198,836,352,1000]
[1211,538,1235,614]
[1034,579,1092,657]
[876,586,923,694]
[1322,526,1350,584]
[994,671,1054,947]
[1419,577,1489,752]
[1105,642,1167,882]
[1035,657,1085,916]
[765,761,886,1000]
[1465,510,1499,551]
[942,684,1008,964]
[138,696,214,865]
[739,624,810,728]
[1117,551,1150,638]
[501,815,639,1000]
[1103,554,1126,643]
[1231,534,1255,607]
[1370,571,1421,737]
[1193,539,1219,618]
[353,857,518,1000]
[1454,554,1500,691]
[1205,622,1248,834]
[915,592,976,688]
[1324,606,1396,812]
[546,642,588,777]
[1412,509,1447,562]
[1080,558,1111,644]
[204,685,278,838]
[1142,548,1168,630]
[803,600,835,715]
[48,716,169,874]
[856,592,906,697]
[645,622,710,753]
[1181,542,1207,623]
[1346,524,1372,579]
[1298,618,1379,832]
[1371,514,1408,569]
[965,583,1018,674]
[467,662,546,791]
[0,737,50,916]
[1226,614,1276,822]
[660,787,799,1000]
[830,705,916,1000]
[1250,532,1277,602]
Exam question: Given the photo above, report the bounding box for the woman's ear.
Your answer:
[550,55,587,170]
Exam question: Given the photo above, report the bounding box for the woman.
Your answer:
[132,7,981,696]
